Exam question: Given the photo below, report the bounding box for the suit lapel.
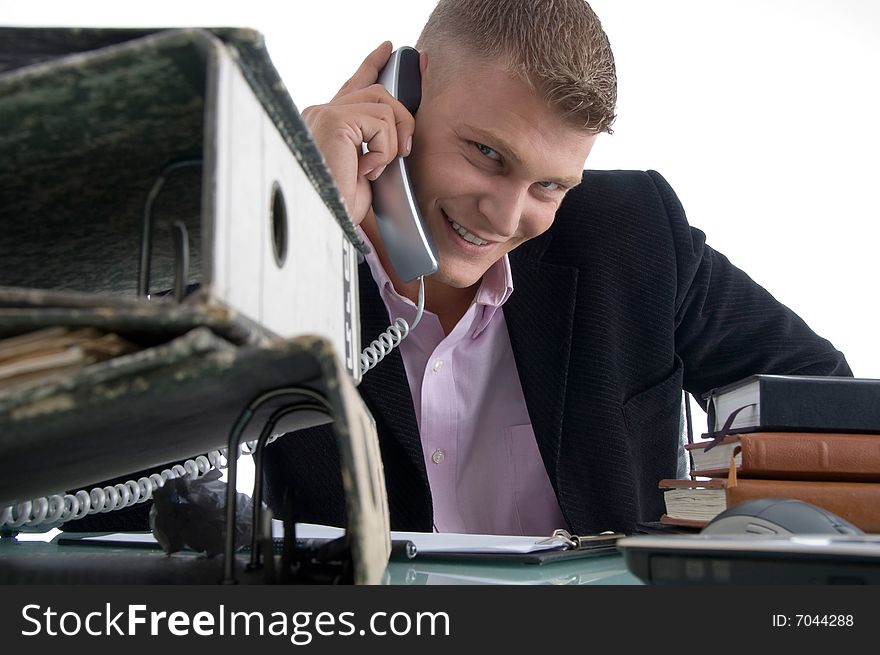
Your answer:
[505,239,578,492]
[355,261,429,488]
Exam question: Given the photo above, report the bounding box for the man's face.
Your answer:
[407,56,597,290]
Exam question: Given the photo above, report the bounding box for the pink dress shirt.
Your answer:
[360,230,567,535]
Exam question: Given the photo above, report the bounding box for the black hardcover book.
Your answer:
[703,375,880,435]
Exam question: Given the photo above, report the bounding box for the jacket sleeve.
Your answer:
[647,170,852,406]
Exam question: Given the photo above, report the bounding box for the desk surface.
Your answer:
[0,536,641,585]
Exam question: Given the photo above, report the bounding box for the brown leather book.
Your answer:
[659,476,880,533]
[688,432,880,481]
[726,478,880,533]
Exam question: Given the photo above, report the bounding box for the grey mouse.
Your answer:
[701,497,864,535]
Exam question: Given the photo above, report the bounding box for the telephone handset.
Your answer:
[370,46,439,282]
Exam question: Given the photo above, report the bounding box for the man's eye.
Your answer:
[537,180,560,191]
[475,142,501,161]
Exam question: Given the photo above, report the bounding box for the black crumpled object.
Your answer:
[149,469,253,557]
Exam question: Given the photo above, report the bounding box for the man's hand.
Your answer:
[301,41,416,226]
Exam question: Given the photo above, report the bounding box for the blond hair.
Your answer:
[416,0,617,134]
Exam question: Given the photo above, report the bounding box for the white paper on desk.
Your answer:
[79,523,571,555]
[82,532,157,543]
[275,521,571,554]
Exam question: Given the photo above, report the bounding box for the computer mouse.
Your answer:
[701,498,864,536]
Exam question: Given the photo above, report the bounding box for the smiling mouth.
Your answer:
[444,212,489,246]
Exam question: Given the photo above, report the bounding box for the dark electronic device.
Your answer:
[618,499,874,584]
[701,498,864,536]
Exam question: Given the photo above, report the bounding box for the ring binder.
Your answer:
[0,26,390,584]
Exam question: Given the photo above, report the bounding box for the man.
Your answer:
[264,0,850,535]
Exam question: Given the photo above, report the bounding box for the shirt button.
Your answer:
[432,359,444,372]
[431,449,446,465]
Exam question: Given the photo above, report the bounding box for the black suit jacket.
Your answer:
[264,170,851,534]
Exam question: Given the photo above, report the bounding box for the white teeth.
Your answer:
[447,217,488,246]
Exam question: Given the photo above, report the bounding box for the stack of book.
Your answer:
[660,375,880,532]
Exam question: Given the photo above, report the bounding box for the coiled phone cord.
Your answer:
[0,443,265,530]
[360,275,425,375]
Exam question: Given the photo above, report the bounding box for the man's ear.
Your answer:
[418,50,429,102]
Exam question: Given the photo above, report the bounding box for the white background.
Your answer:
[3,0,878,495]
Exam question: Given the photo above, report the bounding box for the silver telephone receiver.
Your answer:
[371,46,439,282]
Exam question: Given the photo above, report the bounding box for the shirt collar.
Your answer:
[359,228,406,307]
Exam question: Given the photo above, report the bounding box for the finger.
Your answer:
[324,84,416,157]
[309,103,399,172]
[329,84,416,157]
[333,41,393,100]
[359,151,389,180]
[357,111,398,176]
[395,113,414,157]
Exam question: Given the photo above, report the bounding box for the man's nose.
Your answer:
[477,178,527,239]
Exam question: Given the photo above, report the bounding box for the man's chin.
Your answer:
[429,266,485,290]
